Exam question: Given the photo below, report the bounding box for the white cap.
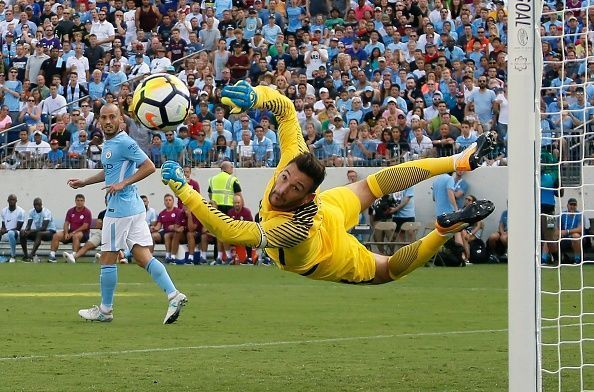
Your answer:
[319,87,329,94]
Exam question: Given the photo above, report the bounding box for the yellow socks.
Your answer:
[366,157,455,198]
[388,230,451,280]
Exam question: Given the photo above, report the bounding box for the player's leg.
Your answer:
[349,133,495,213]
[6,230,18,260]
[75,242,95,258]
[19,231,29,259]
[200,233,210,263]
[374,200,495,283]
[186,231,196,263]
[71,232,84,252]
[78,217,122,322]
[570,233,582,263]
[170,231,181,262]
[32,230,53,259]
[49,230,65,261]
[78,253,118,322]
[127,213,187,324]
[487,231,501,253]
[164,232,175,261]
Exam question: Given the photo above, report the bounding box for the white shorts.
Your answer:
[87,231,102,247]
[101,212,153,252]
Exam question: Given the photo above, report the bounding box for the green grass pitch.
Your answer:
[0,263,591,391]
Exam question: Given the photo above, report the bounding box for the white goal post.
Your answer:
[508,0,540,391]
[508,0,594,389]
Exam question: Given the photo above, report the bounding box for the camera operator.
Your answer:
[369,194,398,254]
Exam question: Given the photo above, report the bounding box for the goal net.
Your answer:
[508,1,594,391]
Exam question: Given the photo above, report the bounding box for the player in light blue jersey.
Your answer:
[67,103,187,324]
[20,197,57,263]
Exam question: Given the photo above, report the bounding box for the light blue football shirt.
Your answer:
[393,187,415,219]
[28,207,57,231]
[432,174,456,217]
[102,132,149,218]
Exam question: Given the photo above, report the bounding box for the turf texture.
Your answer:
[0,263,590,391]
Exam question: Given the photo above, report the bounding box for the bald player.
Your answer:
[67,103,187,324]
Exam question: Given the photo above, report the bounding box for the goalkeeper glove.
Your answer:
[161,161,186,193]
[221,80,257,114]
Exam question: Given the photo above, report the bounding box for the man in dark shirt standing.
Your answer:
[40,47,65,84]
[167,28,187,67]
[84,34,105,71]
[450,91,466,124]
[283,45,305,73]
[10,43,28,82]
[227,42,249,82]
[229,29,250,55]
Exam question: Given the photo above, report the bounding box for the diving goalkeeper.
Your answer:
[161,82,495,284]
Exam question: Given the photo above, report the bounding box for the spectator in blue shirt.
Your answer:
[2,67,22,122]
[261,16,282,45]
[104,62,127,95]
[310,129,344,167]
[286,0,304,33]
[558,198,583,264]
[345,96,364,124]
[160,130,185,162]
[47,139,64,168]
[67,130,89,168]
[252,126,274,166]
[149,134,163,166]
[88,69,105,101]
[347,126,377,166]
[455,121,478,151]
[468,76,496,131]
[187,130,212,166]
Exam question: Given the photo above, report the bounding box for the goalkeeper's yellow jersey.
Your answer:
[176,86,375,282]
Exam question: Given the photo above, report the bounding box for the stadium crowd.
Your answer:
[0,0,591,265]
[0,0,564,170]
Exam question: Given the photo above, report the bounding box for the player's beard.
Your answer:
[268,189,306,212]
[102,123,119,139]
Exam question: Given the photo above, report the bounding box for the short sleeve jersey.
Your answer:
[432,174,456,216]
[65,207,93,234]
[145,207,157,225]
[1,206,25,230]
[158,208,182,233]
[102,132,149,218]
[28,207,57,231]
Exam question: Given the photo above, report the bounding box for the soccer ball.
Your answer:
[131,73,191,131]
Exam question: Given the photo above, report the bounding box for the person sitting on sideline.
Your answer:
[62,197,127,264]
[0,194,25,263]
[487,207,508,261]
[547,198,584,264]
[151,194,182,263]
[20,197,57,263]
[48,194,92,262]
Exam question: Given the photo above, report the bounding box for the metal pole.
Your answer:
[171,49,204,66]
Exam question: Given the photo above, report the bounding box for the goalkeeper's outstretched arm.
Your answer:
[176,184,266,248]
[222,83,309,169]
[173,183,311,249]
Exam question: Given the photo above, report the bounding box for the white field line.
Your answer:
[2,322,591,362]
[0,328,507,362]
[2,322,592,362]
